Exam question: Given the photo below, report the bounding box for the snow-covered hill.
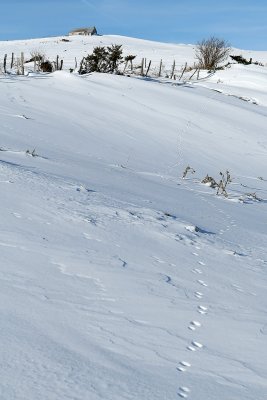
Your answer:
[0,35,267,400]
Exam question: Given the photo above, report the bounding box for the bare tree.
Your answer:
[195,36,231,70]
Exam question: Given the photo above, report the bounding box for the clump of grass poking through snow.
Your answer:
[182,165,195,179]
[26,149,38,157]
[202,170,232,197]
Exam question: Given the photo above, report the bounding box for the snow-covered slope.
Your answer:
[0,35,267,400]
[1,34,267,67]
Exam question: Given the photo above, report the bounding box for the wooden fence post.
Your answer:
[158,59,162,77]
[21,52,24,75]
[179,62,187,81]
[11,53,14,69]
[171,60,176,79]
[4,54,7,73]
[140,58,144,76]
[123,60,128,73]
[189,68,197,80]
[145,60,152,77]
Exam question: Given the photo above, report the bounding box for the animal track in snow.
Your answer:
[192,341,203,349]
[189,321,201,330]
[180,361,191,367]
[12,212,22,218]
[152,256,166,264]
[178,387,191,398]
[178,392,189,398]
[180,387,190,393]
[198,305,208,314]
[187,345,196,352]
[192,268,202,274]
[188,325,196,331]
[232,284,244,293]
[197,279,208,287]
[177,361,191,372]
[194,291,203,299]
[187,341,203,351]
[198,261,206,266]
[83,232,102,242]
[177,366,187,372]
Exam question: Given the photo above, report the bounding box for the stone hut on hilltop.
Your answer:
[69,26,97,36]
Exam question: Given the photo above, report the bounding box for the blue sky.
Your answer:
[1,0,266,50]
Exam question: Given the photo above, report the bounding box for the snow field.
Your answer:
[0,35,267,400]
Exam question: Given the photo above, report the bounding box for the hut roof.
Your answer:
[70,27,96,34]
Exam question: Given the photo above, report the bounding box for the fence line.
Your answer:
[0,52,205,82]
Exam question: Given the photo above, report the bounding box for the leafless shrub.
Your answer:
[216,170,231,197]
[202,170,232,197]
[29,49,46,71]
[195,36,231,70]
[246,192,262,201]
[201,174,218,188]
[182,165,196,179]
[30,49,46,62]
[239,192,262,203]
[26,149,38,157]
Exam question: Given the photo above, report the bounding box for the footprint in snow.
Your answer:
[187,341,203,351]
[198,305,208,315]
[192,268,202,274]
[177,361,191,372]
[188,321,201,331]
[83,233,102,242]
[232,285,244,293]
[195,291,203,299]
[178,387,191,398]
[178,393,188,399]
[198,261,206,266]
[187,345,196,352]
[12,212,22,218]
[152,256,166,264]
[177,366,187,372]
[197,280,208,287]
[192,341,203,349]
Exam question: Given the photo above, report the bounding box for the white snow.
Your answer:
[0,34,267,400]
